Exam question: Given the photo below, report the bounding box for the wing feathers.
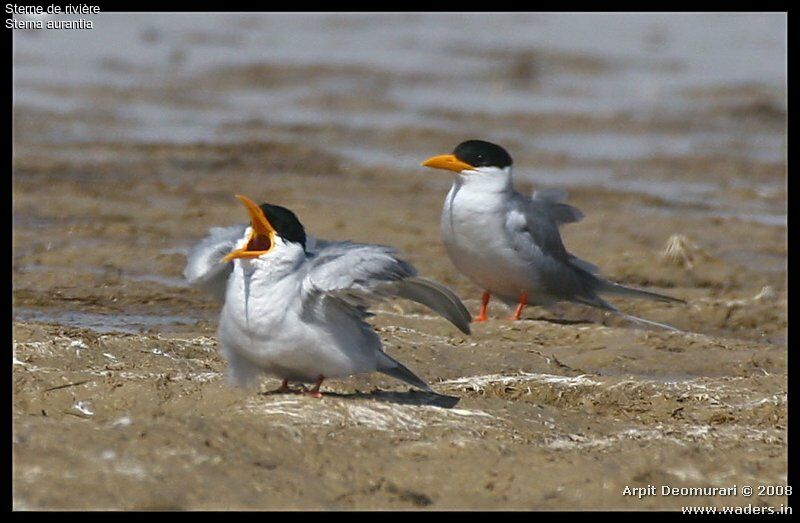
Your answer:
[303,242,470,334]
[376,352,433,391]
[532,188,584,224]
[396,277,471,334]
[183,224,246,301]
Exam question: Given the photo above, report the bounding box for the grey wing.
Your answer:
[532,187,584,225]
[302,241,417,303]
[396,277,471,334]
[302,241,471,334]
[505,193,599,299]
[507,192,573,264]
[183,224,246,301]
[521,190,681,321]
[568,255,600,274]
[530,191,597,273]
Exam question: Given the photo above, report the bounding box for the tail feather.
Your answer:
[613,311,683,332]
[574,296,682,332]
[597,280,685,305]
[377,353,433,392]
[396,277,472,334]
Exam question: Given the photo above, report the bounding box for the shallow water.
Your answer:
[13,308,199,334]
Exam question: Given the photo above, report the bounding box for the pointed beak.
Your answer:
[421,154,475,173]
[221,194,277,263]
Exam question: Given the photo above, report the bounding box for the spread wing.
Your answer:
[302,241,416,301]
[183,224,246,302]
[302,241,471,334]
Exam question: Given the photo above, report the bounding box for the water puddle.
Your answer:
[14,263,188,288]
[532,131,786,164]
[125,273,187,288]
[630,204,787,228]
[13,308,199,334]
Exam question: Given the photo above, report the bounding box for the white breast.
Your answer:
[441,180,543,302]
[218,257,377,383]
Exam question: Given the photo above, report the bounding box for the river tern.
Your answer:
[422,139,684,330]
[184,195,471,397]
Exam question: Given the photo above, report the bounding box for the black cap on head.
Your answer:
[453,140,513,169]
[259,203,307,250]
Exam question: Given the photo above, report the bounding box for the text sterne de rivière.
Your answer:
[6,3,98,14]
[6,3,98,29]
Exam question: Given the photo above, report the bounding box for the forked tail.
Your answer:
[612,311,683,332]
[596,279,685,305]
[574,296,684,332]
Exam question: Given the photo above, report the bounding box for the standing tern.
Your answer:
[421,139,684,330]
[184,195,471,397]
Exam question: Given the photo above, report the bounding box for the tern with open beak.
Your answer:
[422,140,684,330]
[184,195,471,397]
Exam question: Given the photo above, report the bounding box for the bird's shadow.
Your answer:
[259,388,460,408]
[525,315,594,326]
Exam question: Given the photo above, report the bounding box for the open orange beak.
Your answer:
[221,195,277,263]
[421,154,475,173]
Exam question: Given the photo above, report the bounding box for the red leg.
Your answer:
[275,379,291,393]
[475,291,491,322]
[509,291,528,321]
[305,375,325,399]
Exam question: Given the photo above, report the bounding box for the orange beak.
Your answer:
[421,154,475,173]
[221,194,277,263]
